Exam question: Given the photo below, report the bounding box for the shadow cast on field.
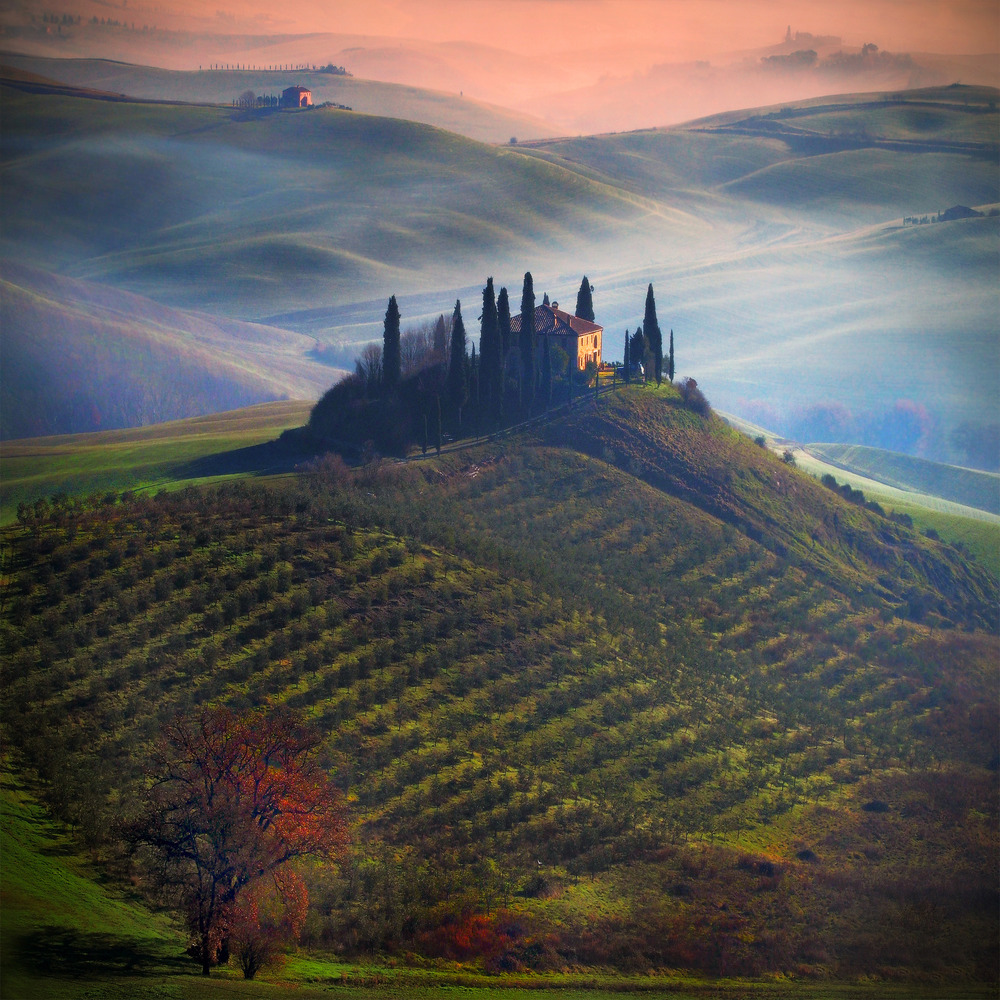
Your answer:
[171,437,311,482]
[15,925,188,978]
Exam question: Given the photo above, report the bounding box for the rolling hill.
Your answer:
[0,81,996,462]
[0,261,338,439]
[0,56,561,143]
[2,386,997,987]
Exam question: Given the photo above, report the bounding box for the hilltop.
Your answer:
[3,386,996,987]
[0,55,561,143]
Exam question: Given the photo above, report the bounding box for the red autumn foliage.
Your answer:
[135,706,346,975]
[229,867,309,979]
[415,911,540,972]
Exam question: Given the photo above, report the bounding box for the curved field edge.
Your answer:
[804,443,999,516]
[792,448,999,578]
[0,400,314,525]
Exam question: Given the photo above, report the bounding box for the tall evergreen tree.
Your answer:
[433,314,447,359]
[575,276,595,322]
[643,283,663,386]
[623,330,631,384]
[630,326,647,382]
[447,299,467,429]
[469,343,480,436]
[497,286,512,361]
[668,328,675,383]
[480,278,501,421]
[382,295,401,391]
[519,272,536,410]
[541,327,552,408]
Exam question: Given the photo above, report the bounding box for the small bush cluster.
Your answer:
[676,377,710,415]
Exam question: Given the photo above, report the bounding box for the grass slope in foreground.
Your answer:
[2,385,996,987]
[0,761,188,999]
[0,400,312,525]
[9,743,984,999]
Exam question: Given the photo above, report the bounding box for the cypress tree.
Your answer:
[469,343,480,437]
[541,327,552,409]
[382,295,401,391]
[668,328,675,383]
[575,276,595,322]
[480,278,501,421]
[433,314,447,359]
[435,394,442,455]
[630,326,647,382]
[497,286,512,422]
[519,272,536,411]
[497,287,512,361]
[447,299,467,429]
[643,283,662,386]
[623,330,631,384]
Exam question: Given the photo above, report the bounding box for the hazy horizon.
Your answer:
[3,0,997,133]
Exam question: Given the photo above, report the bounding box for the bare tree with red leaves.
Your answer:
[132,706,346,976]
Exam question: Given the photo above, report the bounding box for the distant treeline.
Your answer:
[209,63,351,74]
[762,41,917,75]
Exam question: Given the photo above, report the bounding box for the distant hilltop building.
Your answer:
[510,302,603,371]
[281,86,312,108]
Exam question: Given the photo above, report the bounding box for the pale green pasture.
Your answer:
[0,400,312,523]
[794,447,999,576]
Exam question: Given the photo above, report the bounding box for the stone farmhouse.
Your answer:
[509,302,603,371]
[281,86,313,108]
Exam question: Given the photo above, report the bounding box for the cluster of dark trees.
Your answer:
[621,283,674,388]
[235,91,282,109]
[309,274,673,456]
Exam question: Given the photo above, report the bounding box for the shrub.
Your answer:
[677,377,710,415]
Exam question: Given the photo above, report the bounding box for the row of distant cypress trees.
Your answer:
[311,272,674,455]
[379,272,602,440]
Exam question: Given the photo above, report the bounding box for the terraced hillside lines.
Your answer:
[2,390,996,976]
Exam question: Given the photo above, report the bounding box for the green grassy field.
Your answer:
[805,443,999,514]
[791,447,999,577]
[0,400,312,524]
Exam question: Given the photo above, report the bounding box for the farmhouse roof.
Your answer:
[283,85,312,95]
[509,303,602,337]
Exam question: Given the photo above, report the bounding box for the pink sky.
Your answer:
[202,0,998,56]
